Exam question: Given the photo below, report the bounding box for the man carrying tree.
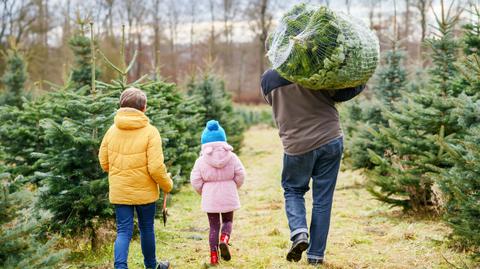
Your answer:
[261,68,364,265]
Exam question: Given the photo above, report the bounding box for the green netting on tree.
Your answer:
[267,4,379,90]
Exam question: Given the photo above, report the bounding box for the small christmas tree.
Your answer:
[187,72,245,152]
[69,34,100,90]
[367,1,463,212]
[342,39,407,169]
[462,4,480,56]
[439,52,480,254]
[0,42,28,108]
[0,173,67,268]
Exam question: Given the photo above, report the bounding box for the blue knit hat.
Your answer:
[201,120,227,144]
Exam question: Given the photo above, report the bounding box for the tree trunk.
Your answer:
[209,0,216,58]
[258,0,269,75]
[404,0,410,41]
[153,0,161,73]
[90,226,98,251]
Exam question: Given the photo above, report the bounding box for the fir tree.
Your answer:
[0,45,28,108]
[69,34,101,90]
[0,173,67,268]
[342,44,407,169]
[187,72,245,152]
[367,1,463,212]
[462,4,480,56]
[373,50,407,105]
[439,53,480,254]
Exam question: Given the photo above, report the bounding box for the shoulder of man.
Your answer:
[260,69,293,97]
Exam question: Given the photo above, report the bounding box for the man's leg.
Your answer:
[114,205,134,269]
[136,203,157,269]
[282,151,315,261]
[308,137,343,262]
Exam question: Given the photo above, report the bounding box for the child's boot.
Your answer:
[210,250,219,266]
[219,233,231,261]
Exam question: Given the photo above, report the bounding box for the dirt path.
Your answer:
[74,126,473,268]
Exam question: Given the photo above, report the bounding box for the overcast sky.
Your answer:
[48,0,478,45]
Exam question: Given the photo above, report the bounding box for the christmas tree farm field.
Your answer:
[67,127,476,269]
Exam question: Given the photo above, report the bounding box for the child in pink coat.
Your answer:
[190,120,246,266]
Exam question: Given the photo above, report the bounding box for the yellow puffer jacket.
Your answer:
[98,108,173,205]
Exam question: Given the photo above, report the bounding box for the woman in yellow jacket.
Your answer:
[98,87,172,269]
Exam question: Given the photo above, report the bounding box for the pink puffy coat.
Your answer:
[190,142,246,213]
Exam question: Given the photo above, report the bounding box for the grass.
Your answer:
[68,126,476,269]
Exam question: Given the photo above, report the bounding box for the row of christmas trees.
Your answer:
[342,2,479,256]
[0,22,245,267]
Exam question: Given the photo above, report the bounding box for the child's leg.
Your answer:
[136,203,157,269]
[221,211,234,236]
[207,213,221,251]
[114,205,135,269]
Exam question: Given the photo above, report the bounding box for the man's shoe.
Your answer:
[286,233,309,262]
[308,258,324,265]
[219,233,231,261]
[156,261,171,269]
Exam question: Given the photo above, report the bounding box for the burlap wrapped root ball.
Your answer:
[267,3,380,90]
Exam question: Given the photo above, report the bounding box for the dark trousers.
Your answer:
[207,211,234,251]
[282,137,343,259]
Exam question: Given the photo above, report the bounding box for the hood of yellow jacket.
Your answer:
[114,107,149,130]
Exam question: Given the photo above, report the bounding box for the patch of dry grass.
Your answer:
[68,126,476,269]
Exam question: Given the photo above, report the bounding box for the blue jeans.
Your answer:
[114,203,157,269]
[282,137,343,260]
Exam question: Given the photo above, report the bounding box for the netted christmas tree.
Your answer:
[0,172,67,268]
[187,72,245,152]
[0,41,28,108]
[367,2,464,212]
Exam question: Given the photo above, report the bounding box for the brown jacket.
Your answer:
[260,69,364,155]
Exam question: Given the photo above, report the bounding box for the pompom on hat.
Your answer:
[201,120,227,144]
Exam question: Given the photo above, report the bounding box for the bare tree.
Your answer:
[404,0,411,40]
[208,0,217,58]
[9,0,37,44]
[368,0,379,29]
[152,0,162,72]
[346,0,352,14]
[223,0,238,44]
[132,2,146,79]
[103,0,115,37]
[415,0,432,43]
[166,0,180,82]
[188,0,197,71]
[247,0,276,76]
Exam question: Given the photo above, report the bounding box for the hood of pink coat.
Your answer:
[201,142,234,168]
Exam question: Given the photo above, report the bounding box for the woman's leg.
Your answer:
[207,213,221,251]
[136,203,157,269]
[114,205,135,269]
[221,211,234,236]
